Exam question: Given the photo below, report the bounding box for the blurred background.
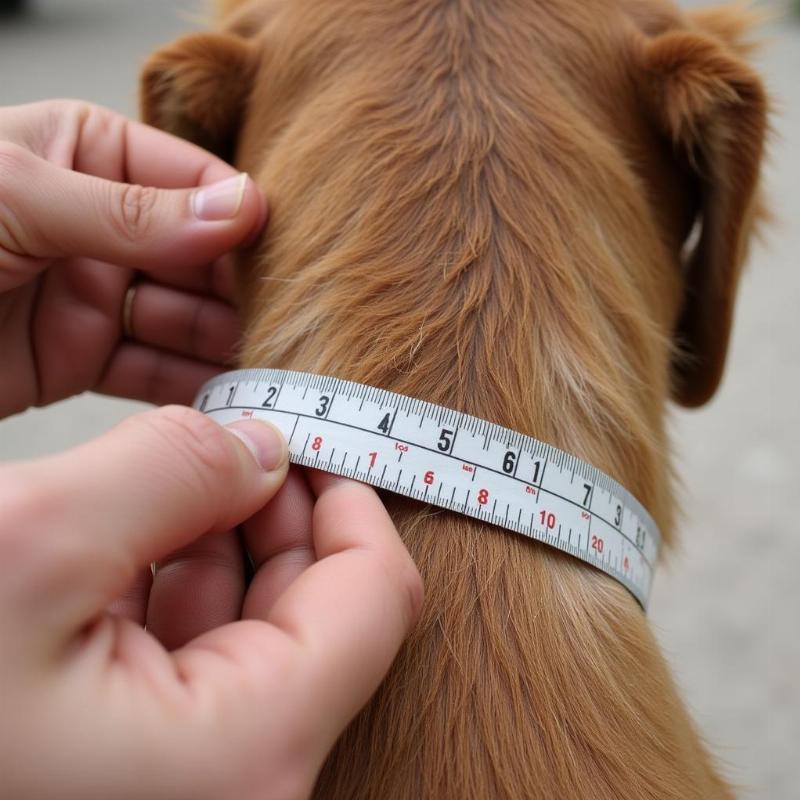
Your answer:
[0,1,797,797]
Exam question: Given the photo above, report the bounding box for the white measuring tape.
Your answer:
[194,369,660,609]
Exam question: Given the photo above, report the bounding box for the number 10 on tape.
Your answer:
[195,369,660,609]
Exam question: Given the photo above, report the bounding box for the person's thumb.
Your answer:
[0,143,264,287]
[2,407,287,645]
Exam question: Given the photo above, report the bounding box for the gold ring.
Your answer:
[122,283,138,339]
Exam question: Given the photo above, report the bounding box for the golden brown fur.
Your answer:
[141,1,767,797]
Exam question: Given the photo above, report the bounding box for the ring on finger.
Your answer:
[122,283,138,340]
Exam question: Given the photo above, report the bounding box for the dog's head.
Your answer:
[140,0,767,408]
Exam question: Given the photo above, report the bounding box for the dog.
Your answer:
[140,1,767,797]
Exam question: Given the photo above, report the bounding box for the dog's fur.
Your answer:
[141,1,767,797]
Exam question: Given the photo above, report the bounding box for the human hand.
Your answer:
[0,100,267,419]
[0,408,423,800]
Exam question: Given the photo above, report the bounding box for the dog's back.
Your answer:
[142,1,766,796]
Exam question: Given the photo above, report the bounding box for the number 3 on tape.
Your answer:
[194,369,661,610]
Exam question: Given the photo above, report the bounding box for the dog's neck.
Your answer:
[235,0,684,544]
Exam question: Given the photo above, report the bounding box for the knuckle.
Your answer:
[42,98,91,133]
[112,182,159,241]
[0,143,34,256]
[134,406,242,491]
[0,141,32,182]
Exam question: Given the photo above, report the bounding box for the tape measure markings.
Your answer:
[195,369,659,608]
[205,386,655,576]
[213,398,655,569]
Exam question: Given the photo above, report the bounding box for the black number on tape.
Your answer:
[438,428,454,453]
[262,386,278,408]
[316,395,331,417]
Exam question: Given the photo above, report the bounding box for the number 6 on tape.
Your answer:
[194,369,661,610]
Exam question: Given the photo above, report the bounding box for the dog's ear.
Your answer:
[637,11,768,407]
[140,32,257,162]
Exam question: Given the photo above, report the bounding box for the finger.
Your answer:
[146,255,239,304]
[5,411,288,642]
[125,282,240,365]
[70,102,239,189]
[147,531,245,651]
[1,100,238,187]
[189,472,423,752]
[0,143,265,284]
[28,256,131,404]
[241,467,316,618]
[98,343,226,406]
[107,567,153,626]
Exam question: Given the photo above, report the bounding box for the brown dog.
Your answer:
[141,1,767,797]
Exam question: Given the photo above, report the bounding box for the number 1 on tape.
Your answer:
[194,368,660,610]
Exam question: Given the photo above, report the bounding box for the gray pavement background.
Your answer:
[0,2,797,797]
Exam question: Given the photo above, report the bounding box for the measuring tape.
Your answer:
[194,369,660,609]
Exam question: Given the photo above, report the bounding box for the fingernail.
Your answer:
[226,421,287,472]
[192,173,248,221]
